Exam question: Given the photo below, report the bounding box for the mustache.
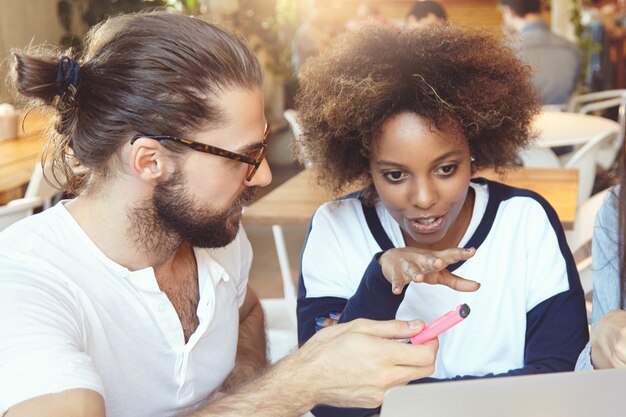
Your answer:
[234,187,257,208]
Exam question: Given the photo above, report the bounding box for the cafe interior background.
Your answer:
[1,0,626,360]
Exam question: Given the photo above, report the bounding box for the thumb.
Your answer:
[349,318,426,339]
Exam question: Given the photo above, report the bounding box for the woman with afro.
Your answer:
[294,24,589,417]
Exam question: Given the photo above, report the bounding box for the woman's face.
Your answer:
[369,112,474,250]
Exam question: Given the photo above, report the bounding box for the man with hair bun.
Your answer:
[295,23,589,417]
[0,11,458,417]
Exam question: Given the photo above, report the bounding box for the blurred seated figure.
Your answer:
[405,1,448,28]
[291,0,344,75]
[345,1,396,31]
[499,0,581,105]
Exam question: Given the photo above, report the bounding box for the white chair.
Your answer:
[517,147,562,168]
[562,131,615,206]
[567,89,626,170]
[260,226,298,363]
[565,188,611,320]
[24,163,67,210]
[261,297,298,364]
[283,109,312,168]
[260,281,298,362]
[0,197,44,232]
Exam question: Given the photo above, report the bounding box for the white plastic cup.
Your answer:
[0,103,19,141]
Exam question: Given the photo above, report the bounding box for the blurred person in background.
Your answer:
[345,1,396,31]
[291,0,344,75]
[499,0,581,106]
[405,1,448,28]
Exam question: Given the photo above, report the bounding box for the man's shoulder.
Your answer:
[0,206,65,255]
[521,24,578,51]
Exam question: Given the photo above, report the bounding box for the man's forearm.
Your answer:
[189,353,314,417]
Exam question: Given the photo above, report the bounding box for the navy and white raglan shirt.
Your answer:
[297,179,589,417]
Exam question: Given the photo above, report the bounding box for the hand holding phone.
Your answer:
[410,303,471,345]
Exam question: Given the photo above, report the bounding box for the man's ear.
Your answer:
[128,137,168,181]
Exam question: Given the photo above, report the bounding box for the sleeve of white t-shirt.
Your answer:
[523,199,571,309]
[0,262,104,413]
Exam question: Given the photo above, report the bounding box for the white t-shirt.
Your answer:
[0,201,251,416]
[299,180,588,381]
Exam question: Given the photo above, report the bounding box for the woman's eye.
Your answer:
[382,170,406,182]
[436,164,457,176]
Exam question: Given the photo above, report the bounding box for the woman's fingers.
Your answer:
[424,269,481,292]
[381,247,479,294]
[431,247,476,267]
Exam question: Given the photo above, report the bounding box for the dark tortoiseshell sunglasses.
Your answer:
[131,123,270,181]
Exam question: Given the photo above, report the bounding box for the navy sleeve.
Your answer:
[298,253,405,346]
[299,254,408,417]
[415,288,589,384]
[337,253,406,323]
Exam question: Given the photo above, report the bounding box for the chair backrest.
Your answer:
[517,146,562,168]
[567,89,626,170]
[564,132,615,206]
[564,188,611,320]
[0,197,44,232]
[24,163,66,210]
[566,188,611,256]
[283,109,313,168]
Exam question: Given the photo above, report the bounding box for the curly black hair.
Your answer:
[295,24,540,197]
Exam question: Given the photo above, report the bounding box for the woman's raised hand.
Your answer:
[379,247,480,295]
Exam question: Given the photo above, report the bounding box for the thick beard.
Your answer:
[129,170,257,254]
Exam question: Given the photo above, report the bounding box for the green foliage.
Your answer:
[57,0,296,82]
[217,0,296,81]
[57,0,168,49]
[569,0,601,92]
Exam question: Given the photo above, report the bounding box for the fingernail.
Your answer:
[329,312,338,319]
[408,319,421,330]
[315,317,324,324]
[464,248,471,252]
[315,325,323,331]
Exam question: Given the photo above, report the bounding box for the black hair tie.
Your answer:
[56,55,80,95]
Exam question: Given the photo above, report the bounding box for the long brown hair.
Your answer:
[10,11,262,195]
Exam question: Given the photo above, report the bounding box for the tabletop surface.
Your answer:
[0,110,50,204]
[534,111,620,148]
[242,167,578,230]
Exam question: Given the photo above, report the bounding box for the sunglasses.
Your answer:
[131,123,270,181]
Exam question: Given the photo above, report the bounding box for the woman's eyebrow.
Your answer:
[376,151,464,168]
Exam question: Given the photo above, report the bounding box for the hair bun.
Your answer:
[56,56,80,95]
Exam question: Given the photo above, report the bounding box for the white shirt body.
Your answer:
[0,201,251,416]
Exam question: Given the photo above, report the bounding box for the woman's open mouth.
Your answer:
[409,214,446,234]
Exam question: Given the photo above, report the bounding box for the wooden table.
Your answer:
[0,111,50,205]
[243,167,578,228]
[243,167,579,292]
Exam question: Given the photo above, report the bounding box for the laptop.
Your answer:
[380,369,626,417]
